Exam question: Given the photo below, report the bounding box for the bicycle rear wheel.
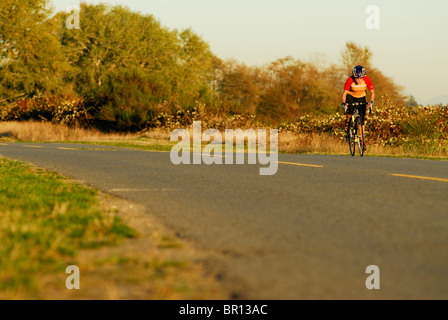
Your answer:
[348,121,355,156]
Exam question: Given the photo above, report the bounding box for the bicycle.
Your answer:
[346,102,370,157]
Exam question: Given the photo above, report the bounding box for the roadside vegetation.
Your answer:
[0,157,133,297]
[0,157,228,299]
[1,2,404,127]
[1,2,445,159]
[1,98,447,159]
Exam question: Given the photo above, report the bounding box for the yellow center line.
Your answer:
[201,154,228,158]
[111,188,178,192]
[58,147,117,151]
[0,143,8,146]
[23,145,43,148]
[277,161,324,168]
[58,147,79,150]
[189,152,229,158]
[390,173,448,183]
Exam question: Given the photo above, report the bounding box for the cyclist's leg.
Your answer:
[359,99,367,149]
[345,95,356,136]
[359,107,365,135]
[345,114,351,130]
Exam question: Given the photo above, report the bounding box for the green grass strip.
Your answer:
[0,157,136,294]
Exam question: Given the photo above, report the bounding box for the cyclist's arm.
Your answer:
[342,77,353,104]
[342,90,350,104]
[367,89,375,107]
[369,89,375,105]
[364,76,375,104]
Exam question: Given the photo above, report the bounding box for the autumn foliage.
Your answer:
[1,1,446,156]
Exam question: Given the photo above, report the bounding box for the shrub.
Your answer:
[0,95,90,127]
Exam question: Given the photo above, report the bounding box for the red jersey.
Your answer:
[344,76,374,98]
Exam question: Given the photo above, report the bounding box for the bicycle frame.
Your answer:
[347,102,366,157]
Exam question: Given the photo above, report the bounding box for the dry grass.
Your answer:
[280,131,389,155]
[279,131,346,154]
[1,120,446,159]
[0,121,140,142]
[278,131,447,159]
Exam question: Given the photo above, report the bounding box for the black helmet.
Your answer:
[352,65,366,78]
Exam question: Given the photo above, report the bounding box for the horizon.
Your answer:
[51,0,448,105]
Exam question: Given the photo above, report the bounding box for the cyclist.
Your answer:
[341,65,375,150]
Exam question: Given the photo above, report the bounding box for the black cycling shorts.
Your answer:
[346,95,367,125]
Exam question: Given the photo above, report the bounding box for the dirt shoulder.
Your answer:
[38,192,238,300]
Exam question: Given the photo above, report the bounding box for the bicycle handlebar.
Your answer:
[342,102,373,116]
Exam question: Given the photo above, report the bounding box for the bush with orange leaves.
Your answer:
[1,95,91,127]
[279,99,447,155]
[1,94,447,156]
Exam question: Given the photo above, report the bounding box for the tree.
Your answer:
[341,41,373,75]
[256,57,340,120]
[405,95,419,107]
[216,59,265,114]
[367,67,404,105]
[55,3,216,130]
[0,0,70,101]
[56,4,180,96]
[175,28,215,106]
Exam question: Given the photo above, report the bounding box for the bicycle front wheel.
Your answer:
[348,121,355,156]
[356,119,365,157]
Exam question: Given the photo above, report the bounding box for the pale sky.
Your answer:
[51,0,448,104]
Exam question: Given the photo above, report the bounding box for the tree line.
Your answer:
[0,1,405,130]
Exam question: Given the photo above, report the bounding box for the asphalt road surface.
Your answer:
[1,142,447,299]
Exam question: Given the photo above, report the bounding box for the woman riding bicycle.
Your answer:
[342,65,375,150]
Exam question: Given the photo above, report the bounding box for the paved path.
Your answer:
[1,142,447,299]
